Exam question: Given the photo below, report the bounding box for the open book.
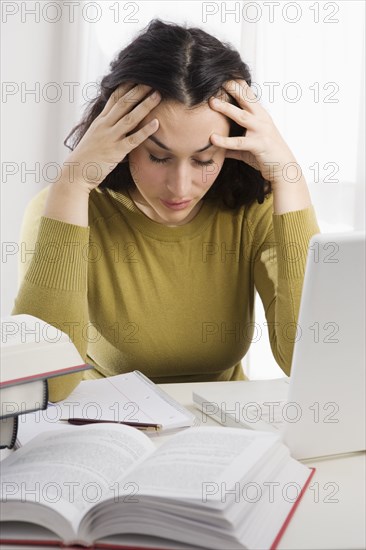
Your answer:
[0,424,314,549]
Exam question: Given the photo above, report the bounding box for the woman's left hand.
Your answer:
[209,79,301,186]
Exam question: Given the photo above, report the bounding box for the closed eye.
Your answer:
[149,154,214,167]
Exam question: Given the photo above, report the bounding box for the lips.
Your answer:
[161,199,192,210]
[164,200,190,205]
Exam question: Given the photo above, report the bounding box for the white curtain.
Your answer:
[239,0,365,377]
[1,3,87,316]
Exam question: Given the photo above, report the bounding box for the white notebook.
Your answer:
[16,371,197,447]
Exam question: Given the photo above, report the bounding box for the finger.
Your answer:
[222,79,260,113]
[224,79,258,102]
[122,118,159,155]
[100,82,137,118]
[209,97,256,130]
[101,83,153,123]
[107,84,156,127]
[113,89,161,137]
[210,133,254,152]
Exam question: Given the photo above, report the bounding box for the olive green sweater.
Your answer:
[12,186,320,401]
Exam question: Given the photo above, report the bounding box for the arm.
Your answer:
[249,197,320,374]
[11,84,162,401]
[209,78,313,215]
[209,79,320,373]
[12,200,90,401]
[43,84,161,226]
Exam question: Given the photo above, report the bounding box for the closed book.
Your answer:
[0,416,18,449]
[1,314,92,387]
[0,379,48,419]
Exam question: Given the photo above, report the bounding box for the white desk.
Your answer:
[1,381,365,550]
[159,381,366,550]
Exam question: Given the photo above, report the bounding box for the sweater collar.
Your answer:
[103,188,218,241]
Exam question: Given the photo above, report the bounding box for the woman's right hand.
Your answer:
[61,83,161,191]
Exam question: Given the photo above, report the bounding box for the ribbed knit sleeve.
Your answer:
[272,206,320,280]
[24,217,89,291]
[12,215,90,401]
[252,202,320,376]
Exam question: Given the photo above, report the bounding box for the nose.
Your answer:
[166,162,192,199]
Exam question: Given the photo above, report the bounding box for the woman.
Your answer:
[13,19,320,401]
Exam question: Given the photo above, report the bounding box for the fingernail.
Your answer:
[150,119,158,127]
[151,91,160,100]
[211,98,220,107]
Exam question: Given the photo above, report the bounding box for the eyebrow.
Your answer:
[147,135,213,153]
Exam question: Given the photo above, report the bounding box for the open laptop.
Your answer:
[193,232,366,459]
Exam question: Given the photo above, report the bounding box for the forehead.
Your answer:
[145,100,230,153]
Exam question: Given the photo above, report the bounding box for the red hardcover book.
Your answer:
[0,424,315,550]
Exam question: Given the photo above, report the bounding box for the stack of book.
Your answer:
[0,314,92,449]
[0,316,316,549]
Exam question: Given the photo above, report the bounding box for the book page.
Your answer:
[116,427,279,500]
[0,424,155,542]
[16,370,196,448]
[56,372,196,430]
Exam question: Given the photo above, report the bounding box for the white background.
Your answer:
[1,0,365,377]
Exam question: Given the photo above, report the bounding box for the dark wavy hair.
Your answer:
[64,19,271,208]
